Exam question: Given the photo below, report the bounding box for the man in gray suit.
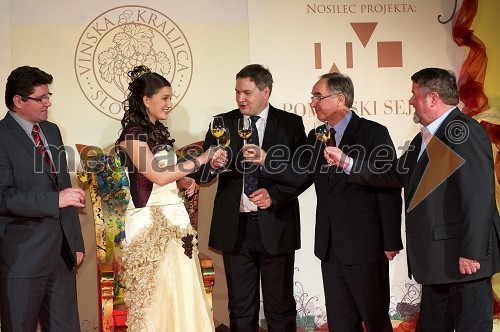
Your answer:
[0,66,86,331]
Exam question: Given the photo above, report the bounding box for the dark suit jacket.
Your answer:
[350,108,500,284]
[198,105,307,255]
[264,112,403,264]
[0,112,84,278]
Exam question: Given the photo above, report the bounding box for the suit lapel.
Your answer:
[405,108,462,204]
[262,106,278,151]
[4,113,38,160]
[405,133,424,203]
[5,114,57,185]
[432,108,461,143]
[5,113,50,180]
[5,114,58,186]
[338,113,359,151]
[39,122,60,185]
[330,112,360,183]
[407,131,445,204]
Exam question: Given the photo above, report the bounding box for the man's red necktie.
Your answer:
[327,127,336,147]
[32,124,55,175]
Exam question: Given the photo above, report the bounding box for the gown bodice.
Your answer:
[125,149,191,240]
[127,149,184,208]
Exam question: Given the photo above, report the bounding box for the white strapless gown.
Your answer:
[122,150,214,331]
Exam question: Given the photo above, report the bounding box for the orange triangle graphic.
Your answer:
[350,22,378,48]
[329,63,340,73]
[407,134,465,211]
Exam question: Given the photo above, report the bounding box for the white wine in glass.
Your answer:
[216,128,232,173]
[315,121,332,167]
[218,128,231,148]
[211,116,226,146]
[238,117,254,165]
[237,118,252,145]
[314,121,330,147]
[210,124,231,173]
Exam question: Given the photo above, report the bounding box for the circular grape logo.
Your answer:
[74,6,193,120]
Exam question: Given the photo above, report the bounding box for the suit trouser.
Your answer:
[416,277,493,332]
[321,247,392,332]
[223,212,296,332]
[0,255,80,332]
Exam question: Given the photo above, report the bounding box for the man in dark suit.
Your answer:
[197,64,307,331]
[0,66,86,331]
[325,68,500,331]
[245,72,403,331]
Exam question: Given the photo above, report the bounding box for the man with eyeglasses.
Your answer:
[0,66,85,331]
[245,72,402,331]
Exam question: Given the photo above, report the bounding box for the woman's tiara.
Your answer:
[128,65,151,82]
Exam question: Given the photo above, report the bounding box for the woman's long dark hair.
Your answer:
[119,65,174,150]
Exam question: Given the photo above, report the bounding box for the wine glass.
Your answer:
[314,121,330,147]
[238,118,253,164]
[238,118,252,145]
[218,127,231,149]
[210,117,231,173]
[211,116,226,147]
[315,121,331,167]
[216,128,232,173]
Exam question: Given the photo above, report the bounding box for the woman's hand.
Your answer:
[197,147,227,168]
[177,177,196,197]
[210,148,228,169]
[196,146,216,165]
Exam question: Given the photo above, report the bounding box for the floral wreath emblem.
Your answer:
[74,6,193,120]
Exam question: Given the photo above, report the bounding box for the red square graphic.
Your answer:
[377,41,403,67]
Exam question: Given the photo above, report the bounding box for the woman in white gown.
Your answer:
[116,65,222,331]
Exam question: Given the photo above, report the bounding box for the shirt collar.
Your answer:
[244,104,269,123]
[424,107,455,136]
[327,110,353,135]
[9,111,39,136]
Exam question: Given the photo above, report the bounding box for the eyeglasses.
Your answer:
[310,94,333,102]
[20,93,52,103]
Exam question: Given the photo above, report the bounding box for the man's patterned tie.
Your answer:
[327,127,336,147]
[244,115,260,196]
[32,124,55,175]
